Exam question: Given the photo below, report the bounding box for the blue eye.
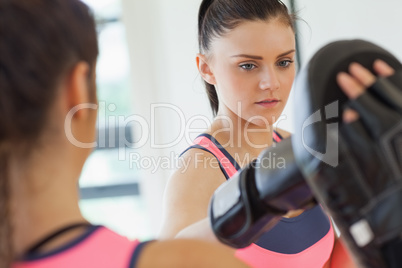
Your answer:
[240,63,256,70]
[278,60,294,68]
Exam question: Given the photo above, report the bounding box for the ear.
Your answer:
[66,61,93,119]
[196,53,216,85]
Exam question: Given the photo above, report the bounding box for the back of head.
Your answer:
[0,0,98,266]
[197,0,296,116]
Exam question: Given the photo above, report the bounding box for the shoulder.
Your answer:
[169,147,227,190]
[133,240,248,268]
[164,147,227,207]
[275,128,292,139]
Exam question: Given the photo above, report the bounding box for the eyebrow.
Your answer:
[277,49,296,58]
[231,49,296,60]
[231,54,263,60]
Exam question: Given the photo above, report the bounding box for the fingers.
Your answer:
[337,60,395,100]
[336,72,365,99]
[336,62,375,99]
[343,109,359,124]
[349,63,376,87]
[338,60,397,129]
[337,63,376,100]
[373,59,394,77]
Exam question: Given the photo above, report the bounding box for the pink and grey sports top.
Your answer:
[13,225,150,268]
[182,132,335,268]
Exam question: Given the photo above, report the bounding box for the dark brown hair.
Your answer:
[197,0,296,116]
[0,0,98,266]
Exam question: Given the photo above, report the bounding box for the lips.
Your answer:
[256,99,279,104]
[255,99,280,108]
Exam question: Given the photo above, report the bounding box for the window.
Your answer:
[79,0,152,241]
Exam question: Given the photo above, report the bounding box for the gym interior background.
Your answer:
[78,0,402,240]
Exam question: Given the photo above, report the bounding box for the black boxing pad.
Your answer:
[292,39,402,268]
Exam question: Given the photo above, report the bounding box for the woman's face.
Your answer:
[208,19,296,126]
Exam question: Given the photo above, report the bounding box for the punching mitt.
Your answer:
[292,39,402,268]
[209,138,315,248]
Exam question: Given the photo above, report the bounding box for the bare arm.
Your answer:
[135,239,249,268]
[158,149,227,240]
[175,218,216,241]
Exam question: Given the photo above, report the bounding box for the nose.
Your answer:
[259,67,280,91]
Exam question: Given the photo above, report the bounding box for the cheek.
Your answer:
[215,68,247,100]
[280,71,295,96]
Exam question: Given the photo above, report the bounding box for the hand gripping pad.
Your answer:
[292,39,402,268]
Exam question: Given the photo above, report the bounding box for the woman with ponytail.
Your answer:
[0,1,249,267]
[160,0,344,267]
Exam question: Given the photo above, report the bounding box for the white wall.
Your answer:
[121,0,402,235]
[296,0,402,64]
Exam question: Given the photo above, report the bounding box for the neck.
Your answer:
[10,141,87,256]
[212,106,273,158]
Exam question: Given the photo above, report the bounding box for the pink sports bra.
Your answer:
[13,225,149,268]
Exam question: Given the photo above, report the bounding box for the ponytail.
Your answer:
[205,82,219,117]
